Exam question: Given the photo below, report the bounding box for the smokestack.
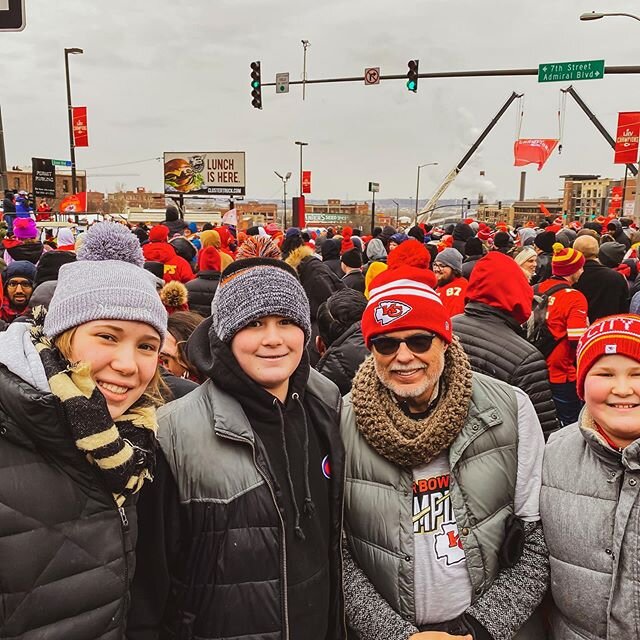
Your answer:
[0,105,7,192]
[519,171,526,201]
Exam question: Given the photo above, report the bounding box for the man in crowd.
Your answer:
[573,234,629,322]
[341,248,365,293]
[0,260,36,324]
[532,230,555,284]
[433,248,468,317]
[341,264,548,639]
[536,243,589,426]
[453,252,559,439]
[142,224,195,284]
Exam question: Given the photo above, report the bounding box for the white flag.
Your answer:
[222,207,237,226]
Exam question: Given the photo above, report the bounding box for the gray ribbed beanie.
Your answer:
[44,222,167,340]
[211,258,311,343]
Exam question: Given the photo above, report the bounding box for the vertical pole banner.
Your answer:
[302,170,311,194]
[614,112,640,164]
[72,106,89,147]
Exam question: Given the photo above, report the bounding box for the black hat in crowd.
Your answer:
[534,231,556,254]
[34,250,77,288]
[341,248,363,269]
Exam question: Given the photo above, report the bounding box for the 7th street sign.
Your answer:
[538,59,605,83]
[0,0,25,31]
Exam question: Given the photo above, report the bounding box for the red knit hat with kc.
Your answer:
[576,314,640,399]
[361,266,452,347]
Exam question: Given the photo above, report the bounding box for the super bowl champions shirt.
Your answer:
[411,386,545,625]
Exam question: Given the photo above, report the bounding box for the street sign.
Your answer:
[0,0,25,31]
[52,159,72,167]
[368,181,380,193]
[538,59,605,83]
[32,158,56,198]
[276,72,290,94]
[364,67,380,85]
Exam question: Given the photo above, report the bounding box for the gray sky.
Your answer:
[1,0,638,204]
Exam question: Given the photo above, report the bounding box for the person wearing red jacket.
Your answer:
[433,248,468,318]
[536,243,589,426]
[142,225,194,284]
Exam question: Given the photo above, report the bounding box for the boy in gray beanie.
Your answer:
[129,257,347,640]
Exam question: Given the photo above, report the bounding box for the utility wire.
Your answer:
[84,157,162,170]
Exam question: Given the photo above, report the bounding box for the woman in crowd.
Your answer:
[541,314,640,639]
[159,310,205,384]
[0,222,167,639]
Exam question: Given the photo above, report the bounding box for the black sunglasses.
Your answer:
[370,333,436,356]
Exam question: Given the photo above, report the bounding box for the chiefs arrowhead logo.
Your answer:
[374,300,412,326]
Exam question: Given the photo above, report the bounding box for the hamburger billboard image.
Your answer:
[163,152,246,196]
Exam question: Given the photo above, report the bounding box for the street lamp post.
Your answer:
[64,47,83,196]
[392,200,400,228]
[580,11,640,221]
[415,162,438,224]
[301,40,310,100]
[274,171,292,228]
[294,141,308,196]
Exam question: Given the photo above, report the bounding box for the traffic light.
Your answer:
[250,61,262,109]
[406,59,419,92]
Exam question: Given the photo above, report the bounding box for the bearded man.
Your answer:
[340,265,549,640]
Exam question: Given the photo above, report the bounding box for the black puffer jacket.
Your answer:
[6,241,44,264]
[453,302,559,439]
[316,322,369,395]
[185,270,220,317]
[0,365,137,639]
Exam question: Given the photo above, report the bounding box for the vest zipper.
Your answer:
[117,503,130,632]
[217,430,290,640]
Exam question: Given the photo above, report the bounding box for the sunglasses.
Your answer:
[370,333,436,356]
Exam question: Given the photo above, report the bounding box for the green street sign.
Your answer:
[538,59,605,83]
[52,159,72,167]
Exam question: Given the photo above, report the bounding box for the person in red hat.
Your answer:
[535,243,589,426]
[341,265,548,640]
[142,224,195,284]
[540,314,640,640]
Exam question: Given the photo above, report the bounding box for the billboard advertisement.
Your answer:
[32,157,56,198]
[163,152,246,196]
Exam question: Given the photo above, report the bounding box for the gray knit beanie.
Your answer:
[44,222,167,340]
[434,247,463,274]
[211,258,311,343]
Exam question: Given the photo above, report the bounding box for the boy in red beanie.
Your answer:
[536,242,589,425]
[540,313,640,640]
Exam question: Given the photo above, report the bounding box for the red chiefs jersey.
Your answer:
[436,276,468,318]
[537,278,589,383]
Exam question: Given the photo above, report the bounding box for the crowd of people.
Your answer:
[0,204,639,640]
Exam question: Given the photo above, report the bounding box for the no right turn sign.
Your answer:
[0,0,25,31]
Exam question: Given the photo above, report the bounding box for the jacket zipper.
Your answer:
[117,503,130,632]
[217,430,290,640]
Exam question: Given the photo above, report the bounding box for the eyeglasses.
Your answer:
[6,280,33,290]
[370,333,436,356]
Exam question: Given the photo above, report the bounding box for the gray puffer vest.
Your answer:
[541,420,640,640]
[342,373,522,625]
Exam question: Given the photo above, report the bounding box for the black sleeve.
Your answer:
[126,450,183,640]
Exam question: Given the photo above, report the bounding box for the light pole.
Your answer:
[64,47,83,196]
[415,162,438,224]
[301,40,310,100]
[392,200,400,228]
[274,171,292,228]
[580,11,640,221]
[294,141,308,196]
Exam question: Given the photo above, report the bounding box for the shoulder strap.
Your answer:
[540,282,568,299]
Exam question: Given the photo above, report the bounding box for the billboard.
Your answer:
[163,152,246,196]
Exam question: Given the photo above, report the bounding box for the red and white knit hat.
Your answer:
[361,266,452,347]
[576,314,640,399]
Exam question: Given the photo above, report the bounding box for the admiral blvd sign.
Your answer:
[538,59,605,83]
[163,152,246,196]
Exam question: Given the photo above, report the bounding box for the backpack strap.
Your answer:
[538,282,569,300]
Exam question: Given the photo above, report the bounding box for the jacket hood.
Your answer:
[7,241,44,264]
[170,237,197,263]
[607,218,622,234]
[466,252,532,325]
[365,237,387,261]
[0,322,49,393]
[285,245,315,271]
[142,241,177,263]
[599,241,626,267]
[321,238,341,261]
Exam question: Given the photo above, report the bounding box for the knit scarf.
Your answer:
[351,338,473,467]
[30,308,158,507]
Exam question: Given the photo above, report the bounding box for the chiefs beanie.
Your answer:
[149,224,169,243]
[361,266,452,348]
[552,242,585,277]
[576,314,640,399]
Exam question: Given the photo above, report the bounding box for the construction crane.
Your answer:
[417,91,523,224]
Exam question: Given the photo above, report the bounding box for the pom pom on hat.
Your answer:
[551,242,585,277]
[576,314,640,399]
[160,280,189,314]
[387,238,431,270]
[236,235,282,260]
[77,222,144,267]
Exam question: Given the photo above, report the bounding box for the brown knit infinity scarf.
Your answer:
[351,338,473,467]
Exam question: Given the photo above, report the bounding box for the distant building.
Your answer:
[560,174,634,220]
[6,166,87,211]
[235,201,278,228]
[305,199,369,227]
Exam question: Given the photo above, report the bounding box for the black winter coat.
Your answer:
[461,254,484,279]
[316,322,369,395]
[532,252,552,286]
[185,270,220,317]
[6,241,44,264]
[0,365,137,639]
[452,302,559,439]
[342,270,365,294]
[575,259,629,322]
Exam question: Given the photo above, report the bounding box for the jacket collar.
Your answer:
[462,301,524,334]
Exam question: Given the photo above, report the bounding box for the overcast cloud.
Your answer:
[1,0,638,203]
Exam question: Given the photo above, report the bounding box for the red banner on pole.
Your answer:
[59,192,87,213]
[302,170,311,194]
[72,106,89,147]
[513,139,558,171]
[608,186,623,215]
[614,112,640,164]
